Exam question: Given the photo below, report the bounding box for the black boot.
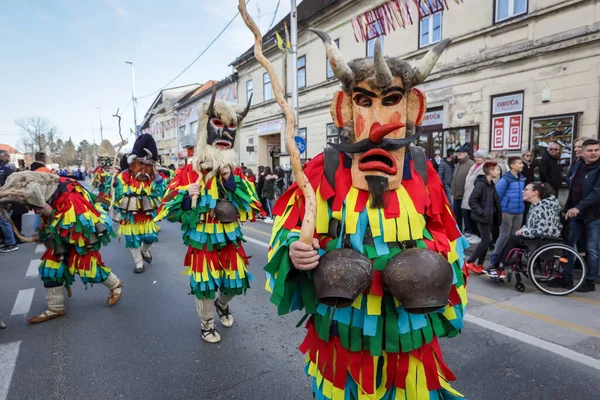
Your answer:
[576,280,596,293]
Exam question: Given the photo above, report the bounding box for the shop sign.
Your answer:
[492,115,522,151]
[421,109,444,126]
[257,119,282,134]
[492,93,524,115]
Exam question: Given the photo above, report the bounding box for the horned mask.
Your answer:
[191,88,252,173]
[312,29,451,192]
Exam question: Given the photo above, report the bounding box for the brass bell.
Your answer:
[214,200,238,223]
[127,196,139,214]
[95,222,107,237]
[140,196,154,215]
[54,241,69,261]
[312,248,373,308]
[87,233,100,248]
[118,196,130,212]
[382,248,453,314]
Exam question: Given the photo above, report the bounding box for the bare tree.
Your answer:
[14,117,57,153]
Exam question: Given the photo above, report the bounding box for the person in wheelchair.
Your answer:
[486,182,563,277]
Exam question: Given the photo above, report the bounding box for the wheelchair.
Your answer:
[488,236,587,296]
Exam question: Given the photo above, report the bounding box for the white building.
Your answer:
[231,0,600,180]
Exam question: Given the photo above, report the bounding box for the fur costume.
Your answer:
[264,33,468,399]
[155,95,261,343]
[0,172,122,323]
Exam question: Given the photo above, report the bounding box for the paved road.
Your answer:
[1,214,600,400]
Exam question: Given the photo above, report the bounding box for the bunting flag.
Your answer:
[351,0,464,42]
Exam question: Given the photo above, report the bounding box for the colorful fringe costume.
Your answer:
[156,164,263,300]
[265,153,469,400]
[113,170,165,249]
[90,166,113,211]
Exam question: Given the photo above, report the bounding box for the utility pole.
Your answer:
[91,125,97,168]
[290,0,299,132]
[96,107,103,141]
[125,61,138,135]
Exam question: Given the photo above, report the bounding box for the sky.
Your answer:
[0,0,296,151]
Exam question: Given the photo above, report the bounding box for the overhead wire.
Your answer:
[268,0,281,31]
[138,0,252,100]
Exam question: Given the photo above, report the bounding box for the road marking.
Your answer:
[0,341,21,400]
[10,289,35,316]
[569,295,600,308]
[26,260,40,278]
[34,244,45,254]
[465,314,600,372]
[244,225,272,238]
[468,293,600,338]
[244,236,269,248]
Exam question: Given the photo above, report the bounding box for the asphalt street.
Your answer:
[1,207,600,399]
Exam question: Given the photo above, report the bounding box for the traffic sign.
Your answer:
[294,136,306,155]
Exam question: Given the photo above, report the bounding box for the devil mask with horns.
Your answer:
[127,134,159,182]
[312,29,451,198]
[191,88,252,173]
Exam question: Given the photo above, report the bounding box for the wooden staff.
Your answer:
[0,208,35,243]
[238,0,316,245]
[108,109,126,214]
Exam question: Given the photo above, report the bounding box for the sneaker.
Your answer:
[484,268,499,277]
[464,233,472,239]
[0,245,18,253]
[498,270,506,280]
[467,262,484,274]
[547,277,574,289]
[468,236,481,245]
[264,217,274,224]
[576,280,596,293]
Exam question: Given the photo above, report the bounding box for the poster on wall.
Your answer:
[492,115,522,151]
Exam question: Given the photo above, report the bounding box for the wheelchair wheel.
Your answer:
[527,243,586,296]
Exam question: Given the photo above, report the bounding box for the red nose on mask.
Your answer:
[369,122,406,143]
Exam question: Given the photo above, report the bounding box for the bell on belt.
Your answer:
[382,248,453,314]
[54,241,69,261]
[87,233,100,248]
[118,196,130,212]
[312,248,373,308]
[94,221,107,237]
[214,200,238,223]
[127,197,139,214]
[140,196,154,215]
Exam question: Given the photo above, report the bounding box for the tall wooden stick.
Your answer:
[0,208,35,243]
[238,0,316,245]
[108,109,126,213]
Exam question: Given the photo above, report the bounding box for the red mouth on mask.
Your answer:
[358,148,397,175]
[214,140,232,149]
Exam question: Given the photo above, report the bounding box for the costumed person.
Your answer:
[0,171,122,324]
[157,158,174,186]
[113,134,165,273]
[263,31,468,399]
[155,89,263,343]
[90,139,117,212]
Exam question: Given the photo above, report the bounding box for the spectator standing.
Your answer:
[30,152,52,173]
[538,142,563,192]
[261,167,278,222]
[553,139,600,292]
[487,182,562,276]
[437,149,455,201]
[466,162,501,274]
[567,137,592,184]
[489,156,527,268]
[256,166,266,218]
[433,149,442,171]
[450,147,474,234]
[521,151,535,184]
[0,150,18,252]
[461,148,489,244]
[246,169,256,184]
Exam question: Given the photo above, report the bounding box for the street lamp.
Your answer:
[96,107,103,141]
[125,61,138,135]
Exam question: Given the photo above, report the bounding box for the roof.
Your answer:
[231,0,337,67]
[175,75,237,109]
[0,144,21,154]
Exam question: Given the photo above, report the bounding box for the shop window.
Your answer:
[530,114,578,188]
[326,123,341,145]
[298,127,308,159]
[246,80,253,105]
[263,73,273,102]
[326,39,340,79]
[366,21,384,58]
[495,0,527,23]
[420,12,442,48]
[298,56,306,89]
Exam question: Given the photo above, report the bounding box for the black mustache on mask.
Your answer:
[328,134,419,155]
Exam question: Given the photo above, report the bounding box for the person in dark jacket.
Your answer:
[437,149,455,201]
[538,142,563,192]
[566,137,592,185]
[552,139,600,292]
[0,150,18,252]
[261,167,277,221]
[521,151,534,184]
[490,156,526,268]
[466,162,501,274]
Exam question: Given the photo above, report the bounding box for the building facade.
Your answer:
[232,0,600,178]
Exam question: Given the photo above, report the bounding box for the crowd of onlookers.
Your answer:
[435,138,600,293]
[240,164,291,222]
